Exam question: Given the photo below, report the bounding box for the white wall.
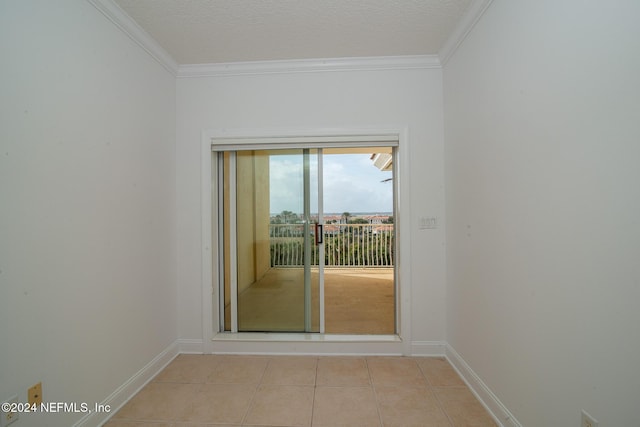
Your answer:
[444,1,640,426]
[0,1,177,426]
[176,66,447,351]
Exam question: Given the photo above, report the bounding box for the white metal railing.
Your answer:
[270,223,394,267]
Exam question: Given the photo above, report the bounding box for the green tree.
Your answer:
[350,218,368,224]
[281,210,295,223]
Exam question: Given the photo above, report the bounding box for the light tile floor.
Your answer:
[104,355,497,427]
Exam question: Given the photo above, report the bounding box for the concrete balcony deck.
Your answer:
[228,267,395,334]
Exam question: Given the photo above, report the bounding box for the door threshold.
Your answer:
[208,332,405,355]
[212,332,402,342]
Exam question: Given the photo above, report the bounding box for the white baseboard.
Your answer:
[74,340,179,427]
[178,338,204,353]
[410,340,447,356]
[445,344,522,427]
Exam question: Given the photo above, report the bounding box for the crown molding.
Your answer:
[87,0,179,75]
[176,55,441,78]
[438,0,494,66]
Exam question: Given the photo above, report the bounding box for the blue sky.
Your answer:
[269,153,393,215]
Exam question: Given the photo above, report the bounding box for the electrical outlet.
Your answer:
[1,395,19,427]
[581,410,599,427]
[28,382,42,406]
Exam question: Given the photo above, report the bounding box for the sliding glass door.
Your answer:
[217,144,395,334]
[221,149,322,332]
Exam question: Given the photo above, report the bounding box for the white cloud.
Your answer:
[269,153,392,215]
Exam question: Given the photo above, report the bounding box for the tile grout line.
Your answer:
[364,357,385,427]
[432,386,456,427]
[238,356,271,426]
[417,359,458,427]
[310,356,319,427]
[412,358,454,427]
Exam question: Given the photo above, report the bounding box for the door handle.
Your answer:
[315,223,323,245]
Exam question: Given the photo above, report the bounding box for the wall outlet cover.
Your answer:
[28,382,42,406]
[0,395,19,427]
[581,410,599,427]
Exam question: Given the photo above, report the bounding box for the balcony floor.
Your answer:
[229,267,395,334]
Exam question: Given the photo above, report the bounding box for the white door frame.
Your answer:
[200,126,412,355]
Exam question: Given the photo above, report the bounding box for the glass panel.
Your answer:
[233,149,320,332]
[321,147,396,334]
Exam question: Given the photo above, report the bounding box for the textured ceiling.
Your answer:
[113,0,473,65]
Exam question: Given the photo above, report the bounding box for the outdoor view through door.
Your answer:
[219,146,396,334]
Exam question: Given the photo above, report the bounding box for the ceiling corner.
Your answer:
[438,0,494,66]
[87,0,179,76]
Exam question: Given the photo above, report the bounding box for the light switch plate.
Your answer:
[419,216,438,230]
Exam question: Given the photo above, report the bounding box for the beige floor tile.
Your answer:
[415,357,466,387]
[375,386,451,427]
[112,382,197,422]
[206,356,269,384]
[316,357,370,386]
[110,355,497,427]
[435,387,497,427]
[312,386,381,426]
[261,356,318,385]
[174,383,255,424]
[153,354,222,383]
[174,424,239,427]
[103,422,173,427]
[244,384,314,426]
[174,424,237,427]
[367,357,428,387]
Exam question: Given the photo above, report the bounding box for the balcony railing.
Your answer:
[270,223,394,267]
